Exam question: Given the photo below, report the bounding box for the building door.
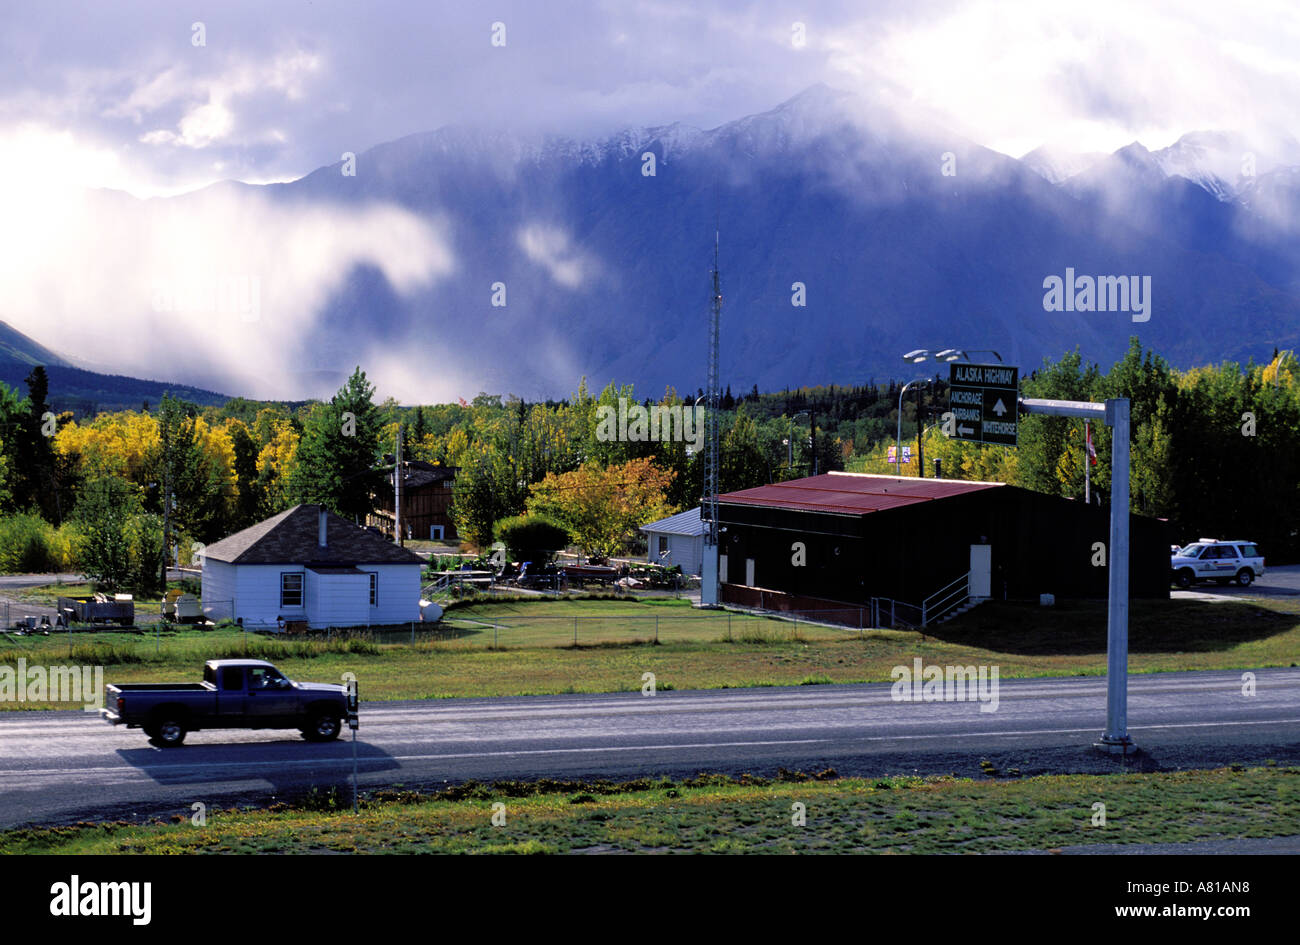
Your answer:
[745,558,756,587]
[970,544,992,598]
[430,525,444,541]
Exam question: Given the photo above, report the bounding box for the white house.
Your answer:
[201,504,425,630]
[639,507,705,575]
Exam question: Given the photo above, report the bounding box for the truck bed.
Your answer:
[108,682,212,692]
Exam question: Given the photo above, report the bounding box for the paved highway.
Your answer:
[1,668,1298,829]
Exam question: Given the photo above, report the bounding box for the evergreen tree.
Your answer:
[11,366,58,520]
[229,422,264,529]
[412,406,427,446]
[286,368,383,521]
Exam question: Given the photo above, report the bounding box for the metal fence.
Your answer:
[431,607,892,648]
[0,601,929,661]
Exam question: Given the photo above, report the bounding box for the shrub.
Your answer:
[0,514,77,573]
[494,514,569,565]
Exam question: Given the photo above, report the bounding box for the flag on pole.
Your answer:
[1085,421,1098,466]
[888,446,897,464]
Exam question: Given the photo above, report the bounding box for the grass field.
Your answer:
[11,579,196,607]
[3,764,1295,854]
[2,596,1296,708]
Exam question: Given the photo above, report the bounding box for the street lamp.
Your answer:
[938,348,1003,363]
[904,348,1002,364]
[897,379,929,478]
[903,349,962,365]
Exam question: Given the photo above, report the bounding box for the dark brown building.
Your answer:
[368,460,459,542]
[715,472,1170,620]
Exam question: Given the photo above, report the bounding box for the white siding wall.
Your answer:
[360,564,422,624]
[200,559,236,621]
[675,534,704,576]
[210,562,422,630]
[644,531,704,576]
[234,565,306,628]
[305,571,369,628]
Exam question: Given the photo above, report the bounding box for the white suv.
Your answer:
[1170,539,1265,588]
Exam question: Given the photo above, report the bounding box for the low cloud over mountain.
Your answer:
[8,85,1300,402]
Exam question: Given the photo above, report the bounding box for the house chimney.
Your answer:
[318,508,327,547]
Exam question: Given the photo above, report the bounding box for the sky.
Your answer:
[6,0,1299,198]
[2,0,1298,398]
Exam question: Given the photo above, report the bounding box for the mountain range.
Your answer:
[0,321,229,413]
[16,84,1300,403]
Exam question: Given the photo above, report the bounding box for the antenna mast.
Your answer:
[704,233,721,543]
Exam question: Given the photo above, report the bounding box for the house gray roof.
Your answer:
[639,507,706,537]
[203,504,425,566]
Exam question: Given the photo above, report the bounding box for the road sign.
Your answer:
[344,674,359,729]
[949,363,1019,446]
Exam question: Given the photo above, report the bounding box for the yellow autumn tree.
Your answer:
[527,457,675,557]
[256,420,299,511]
[54,411,160,484]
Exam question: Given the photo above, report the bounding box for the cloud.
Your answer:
[0,167,456,398]
[9,1,1300,195]
[517,224,596,289]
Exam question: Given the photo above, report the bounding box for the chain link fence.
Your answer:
[2,600,912,663]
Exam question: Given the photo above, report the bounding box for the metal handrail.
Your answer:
[921,571,970,626]
[422,575,453,601]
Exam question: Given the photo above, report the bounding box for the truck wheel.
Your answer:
[149,718,187,747]
[1235,569,1254,587]
[1174,569,1195,588]
[302,713,341,742]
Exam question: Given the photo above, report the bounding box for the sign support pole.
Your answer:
[1020,397,1135,754]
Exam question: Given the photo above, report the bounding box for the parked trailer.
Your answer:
[161,590,203,624]
[561,564,620,587]
[57,594,134,627]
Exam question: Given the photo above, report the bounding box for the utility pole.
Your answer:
[395,425,403,546]
[897,379,928,477]
[160,420,170,590]
[809,407,817,476]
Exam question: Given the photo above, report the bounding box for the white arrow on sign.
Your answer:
[958,424,974,436]
[993,398,1007,417]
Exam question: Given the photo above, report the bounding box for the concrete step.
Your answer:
[933,597,987,624]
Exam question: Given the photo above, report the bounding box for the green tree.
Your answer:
[229,421,264,529]
[720,408,770,492]
[72,476,140,591]
[155,395,232,545]
[10,366,60,521]
[494,514,569,564]
[450,446,516,548]
[286,368,383,521]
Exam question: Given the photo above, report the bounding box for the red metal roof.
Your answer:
[717,473,1003,516]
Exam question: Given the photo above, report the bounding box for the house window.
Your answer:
[369,572,378,606]
[280,572,303,607]
[658,536,669,556]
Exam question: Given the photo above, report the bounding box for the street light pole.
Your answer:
[897,379,928,477]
